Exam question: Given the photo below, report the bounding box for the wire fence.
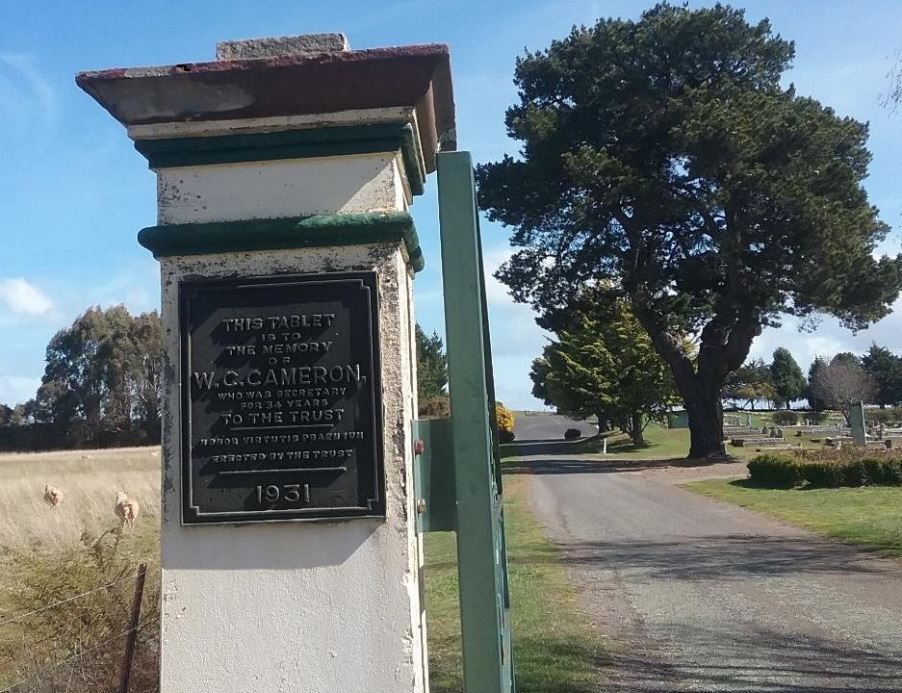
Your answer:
[0,562,158,693]
[0,571,144,630]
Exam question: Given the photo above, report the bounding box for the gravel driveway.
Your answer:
[520,456,902,691]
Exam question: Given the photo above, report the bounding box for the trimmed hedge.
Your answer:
[771,410,798,426]
[748,452,902,489]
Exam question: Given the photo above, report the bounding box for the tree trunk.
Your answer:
[683,384,727,459]
[630,301,760,461]
[629,411,645,447]
[596,414,610,432]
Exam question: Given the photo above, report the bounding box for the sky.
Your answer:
[1,0,901,410]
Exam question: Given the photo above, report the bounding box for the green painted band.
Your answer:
[134,124,426,195]
[137,211,425,272]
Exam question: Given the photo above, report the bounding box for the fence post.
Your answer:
[118,564,147,693]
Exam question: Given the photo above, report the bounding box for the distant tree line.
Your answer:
[1,311,457,451]
[723,344,902,420]
[0,306,161,451]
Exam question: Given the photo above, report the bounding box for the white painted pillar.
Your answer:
[77,34,456,693]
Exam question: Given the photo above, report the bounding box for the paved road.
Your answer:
[522,457,902,692]
[513,412,597,441]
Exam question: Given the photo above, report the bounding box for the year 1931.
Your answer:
[255,483,310,504]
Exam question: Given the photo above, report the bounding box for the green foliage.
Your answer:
[748,451,902,488]
[867,407,902,426]
[770,348,806,408]
[478,3,902,457]
[747,454,806,487]
[415,325,448,401]
[807,357,829,411]
[862,344,902,407]
[530,292,678,445]
[31,306,161,439]
[722,358,775,408]
[771,410,798,426]
[0,527,159,692]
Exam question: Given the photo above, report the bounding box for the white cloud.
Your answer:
[0,278,53,316]
[748,298,902,372]
[0,375,40,407]
[0,54,57,133]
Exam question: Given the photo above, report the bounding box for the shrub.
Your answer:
[747,451,902,489]
[499,429,515,444]
[771,410,798,426]
[564,428,582,440]
[495,402,515,434]
[2,527,160,691]
[747,454,805,487]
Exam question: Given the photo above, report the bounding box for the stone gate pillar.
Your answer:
[77,34,454,692]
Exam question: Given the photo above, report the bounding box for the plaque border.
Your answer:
[178,271,386,525]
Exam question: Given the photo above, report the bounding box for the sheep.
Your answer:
[114,491,140,528]
[43,484,64,508]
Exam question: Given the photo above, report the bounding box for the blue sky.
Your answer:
[1,1,901,409]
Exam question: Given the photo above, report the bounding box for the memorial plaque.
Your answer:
[179,272,384,524]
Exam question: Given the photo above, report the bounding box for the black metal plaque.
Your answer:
[179,272,384,524]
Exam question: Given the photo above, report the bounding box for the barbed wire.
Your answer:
[0,612,160,693]
[0,563,157,630]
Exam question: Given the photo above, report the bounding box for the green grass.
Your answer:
[595,422,836,462]
[601,422,692,459]
[685,478,902,557]
[425,474,604,692]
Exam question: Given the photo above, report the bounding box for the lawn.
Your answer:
[589,421,830,462]
[685,478,902,557]
[425,474,604,692]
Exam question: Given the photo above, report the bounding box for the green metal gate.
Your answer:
[414,150,515,693]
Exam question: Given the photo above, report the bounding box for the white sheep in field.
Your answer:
[114,491,140,528]
[43,484,64,508]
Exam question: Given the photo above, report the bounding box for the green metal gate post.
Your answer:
[436,150,514,693]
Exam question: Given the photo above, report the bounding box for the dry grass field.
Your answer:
[0,447,162,692]
[0,447,161,551]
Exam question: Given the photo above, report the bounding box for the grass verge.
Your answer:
[425,474,604,692]
[685,478,902,557]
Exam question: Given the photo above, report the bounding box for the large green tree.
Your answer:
[530,293,677,446]
[770,347,806,409]
[477,3,902,458]
[36,306,162,437]
[862,344,902,408]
